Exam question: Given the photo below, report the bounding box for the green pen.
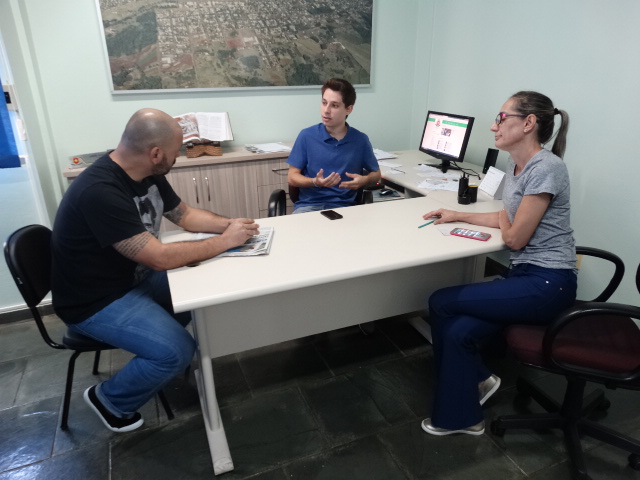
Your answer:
[418,219,436,228]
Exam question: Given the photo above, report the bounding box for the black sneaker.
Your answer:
[84,385,144,433]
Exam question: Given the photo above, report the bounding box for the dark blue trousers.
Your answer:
[429,263,577,430]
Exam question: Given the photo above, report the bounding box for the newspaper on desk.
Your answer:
[166,226,274,257]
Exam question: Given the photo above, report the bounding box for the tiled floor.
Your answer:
[1,313,639,480]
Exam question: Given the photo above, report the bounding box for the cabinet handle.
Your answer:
[193,177,199,204]
[205,176,211,202]
[271,168,288,174]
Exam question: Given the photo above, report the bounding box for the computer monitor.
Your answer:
[418,111,475,173]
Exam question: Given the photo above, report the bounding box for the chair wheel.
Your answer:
[629,453,640,471]
[596,398,611,410]
[490,421,505,437]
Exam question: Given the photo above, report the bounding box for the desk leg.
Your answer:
[193,310,234,475]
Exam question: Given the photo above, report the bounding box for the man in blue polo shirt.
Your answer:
[287,78,381,213]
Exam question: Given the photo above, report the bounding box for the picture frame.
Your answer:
[95,0,373,94]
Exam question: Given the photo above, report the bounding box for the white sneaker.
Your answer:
[421,418,485,436]
[479,374,501,405]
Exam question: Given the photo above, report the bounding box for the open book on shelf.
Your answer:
[163,226,274,257]
[174,112,234,143]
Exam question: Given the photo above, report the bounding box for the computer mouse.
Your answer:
[379,188,394,196]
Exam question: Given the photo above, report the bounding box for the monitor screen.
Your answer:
[418,111,474,173]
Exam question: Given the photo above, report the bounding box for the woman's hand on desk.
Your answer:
[422,208,456,225]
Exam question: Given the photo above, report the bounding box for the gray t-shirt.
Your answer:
[502,149,576,271]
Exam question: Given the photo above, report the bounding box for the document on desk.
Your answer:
[479,167,506,199]
[373,148,398,160]
[164,227,274,257]
[245,142,291,153]
[417,171,461,192]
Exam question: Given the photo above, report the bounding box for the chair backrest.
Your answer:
[4,224,62,349]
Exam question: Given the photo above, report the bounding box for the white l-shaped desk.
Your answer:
[167,165,506,475]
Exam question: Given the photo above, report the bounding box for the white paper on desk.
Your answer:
[378,160,402,168]
[415,164,442,173]
[479,167,506,199]
[246,142,291,153]
[373,148,397,160]
[417,171,461,192]
[437,225,454,236]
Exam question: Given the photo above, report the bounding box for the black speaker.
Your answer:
[483,148,499,174]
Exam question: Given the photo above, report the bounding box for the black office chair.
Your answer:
[4,224,174,430]
[268,183,374,217]
[491,247,640,479]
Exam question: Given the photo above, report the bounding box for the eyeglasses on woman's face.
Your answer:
[494,112,527,126]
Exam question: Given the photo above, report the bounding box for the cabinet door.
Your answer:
[198,162,259,219]
[165,166,204,208]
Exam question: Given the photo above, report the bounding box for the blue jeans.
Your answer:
[428,263,577,429]
[68,270,195,417]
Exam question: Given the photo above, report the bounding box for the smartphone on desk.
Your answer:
[450,227,491,241]
[320,209,343,220]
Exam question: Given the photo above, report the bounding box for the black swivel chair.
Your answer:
[4,224,174,430]
[268,183,374,217]
[491,247,640,479]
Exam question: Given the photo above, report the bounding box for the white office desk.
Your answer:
[166,195,506,475]
[380,150,504,212]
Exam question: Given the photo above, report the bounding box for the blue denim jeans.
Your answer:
[428,263,577,429]
[68,270,195,417]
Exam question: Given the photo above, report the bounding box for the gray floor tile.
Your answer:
[372,352,434,418]
[219,387,325,479]
[0,319,61,363]
[0,445,109,480]
[0,397,59,473]
[302,375,393,447]
[379,421,525,480]
[0,358,25,410]
[111,414,213,480]
[286,435,409,480]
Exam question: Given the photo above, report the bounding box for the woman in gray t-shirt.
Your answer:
[420,91,577,436]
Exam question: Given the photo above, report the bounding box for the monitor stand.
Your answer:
[422,160,461,174]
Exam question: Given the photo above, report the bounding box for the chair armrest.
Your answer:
[268,189,287,217]
[576,246,625,301]
[362,190,373,204]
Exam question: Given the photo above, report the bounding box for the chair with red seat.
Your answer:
[491,248,640,479]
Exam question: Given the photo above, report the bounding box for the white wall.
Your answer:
[424,0,640,303]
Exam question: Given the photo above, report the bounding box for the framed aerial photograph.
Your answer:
[96,0,373,93]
